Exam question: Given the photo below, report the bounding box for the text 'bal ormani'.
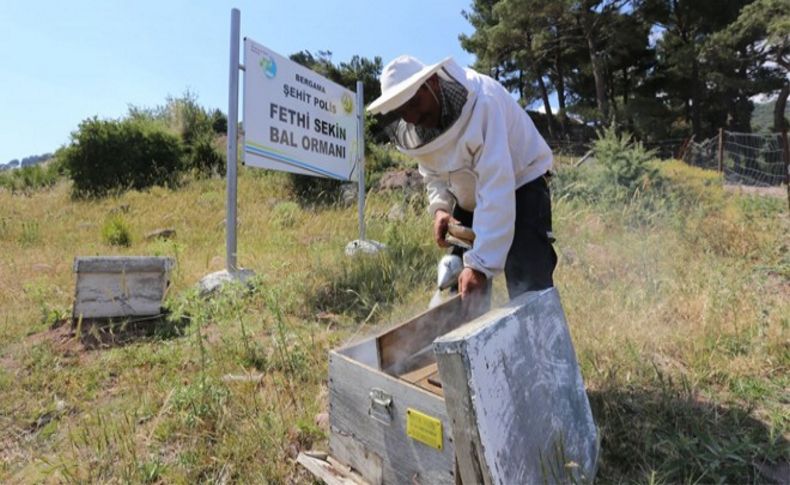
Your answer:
[269,126,346,159]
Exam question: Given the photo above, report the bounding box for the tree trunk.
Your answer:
[586,32,609,122]
[575,10,608,123]
[775,81,789,132]
[622,67,629,106]
[691,55,702,136]
[537,75,555,138]
[609,76,618,116]
[554,57,567,136]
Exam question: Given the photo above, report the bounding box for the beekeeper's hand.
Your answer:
[459,267,487,299]
[433,209,459,248]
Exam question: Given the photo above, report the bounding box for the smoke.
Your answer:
[382,289,492,377]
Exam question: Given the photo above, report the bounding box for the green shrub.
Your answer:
[210,109,227,134]
[162,93,231,178]
[63,117,184,198]
[552,126,663,208]
[185,131,226,178]
[164,92,213,147]
[102,216,132,246]
[593,125,661,197]
[128,93,226,179]
[0,162,62,194]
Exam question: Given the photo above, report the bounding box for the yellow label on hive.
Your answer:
[406,408,443,450]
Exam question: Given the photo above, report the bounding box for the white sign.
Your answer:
[243,39,360,181]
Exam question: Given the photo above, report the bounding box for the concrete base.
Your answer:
[344,239,386,256]
[198,268,256,296]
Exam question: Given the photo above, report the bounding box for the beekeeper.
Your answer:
[367,55,557,300]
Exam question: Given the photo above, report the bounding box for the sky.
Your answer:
[0,0,477,164]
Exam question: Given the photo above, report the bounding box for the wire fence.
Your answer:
[644,138,688,161]
[546,130,789,188]
[682,130,789,187]
[550,137,708,163]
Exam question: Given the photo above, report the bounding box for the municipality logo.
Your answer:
[260,54,277,79]
[341,93,354,114]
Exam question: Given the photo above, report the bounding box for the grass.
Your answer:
[0,154,787,483]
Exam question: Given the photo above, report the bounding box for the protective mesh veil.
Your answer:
[379,68,468,150]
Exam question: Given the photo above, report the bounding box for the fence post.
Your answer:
[782,127,789,211]
[679,135,694,161]
[717,128,725,174]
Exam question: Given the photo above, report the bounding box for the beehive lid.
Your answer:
[433,287,599,484]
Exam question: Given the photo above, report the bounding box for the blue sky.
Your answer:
[0,0,476,164]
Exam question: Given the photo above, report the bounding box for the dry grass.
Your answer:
[0,159,787,483]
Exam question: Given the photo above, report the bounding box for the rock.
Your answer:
[197,268,256,296]
[387,203,406,221]
[314,412,329,431]
[376,169,423,192]
[144,228,176,241]
[344,239,386,256]
[286,442,300,459]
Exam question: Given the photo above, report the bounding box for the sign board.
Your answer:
[243,39,360,181]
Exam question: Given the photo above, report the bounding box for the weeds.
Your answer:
[19,220,40,246]
[309,219,436,320]
[23,281,67,327]
[270,201,301,229]
[171,378,229,427]
[0,142,786,483]
[101,215,132,247]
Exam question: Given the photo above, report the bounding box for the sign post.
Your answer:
[356,81,365,241]
[227,8,241,272]
[198,8,254,294]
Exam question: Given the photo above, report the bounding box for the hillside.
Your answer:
[0,155,787,483]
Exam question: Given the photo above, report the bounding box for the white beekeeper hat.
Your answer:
[367,55,453,115]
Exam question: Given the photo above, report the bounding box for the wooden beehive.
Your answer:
[324,289,598,485]
[328,295,485,485]
[72,256,174,320]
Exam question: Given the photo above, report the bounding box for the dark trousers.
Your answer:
[453,175,557,299]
